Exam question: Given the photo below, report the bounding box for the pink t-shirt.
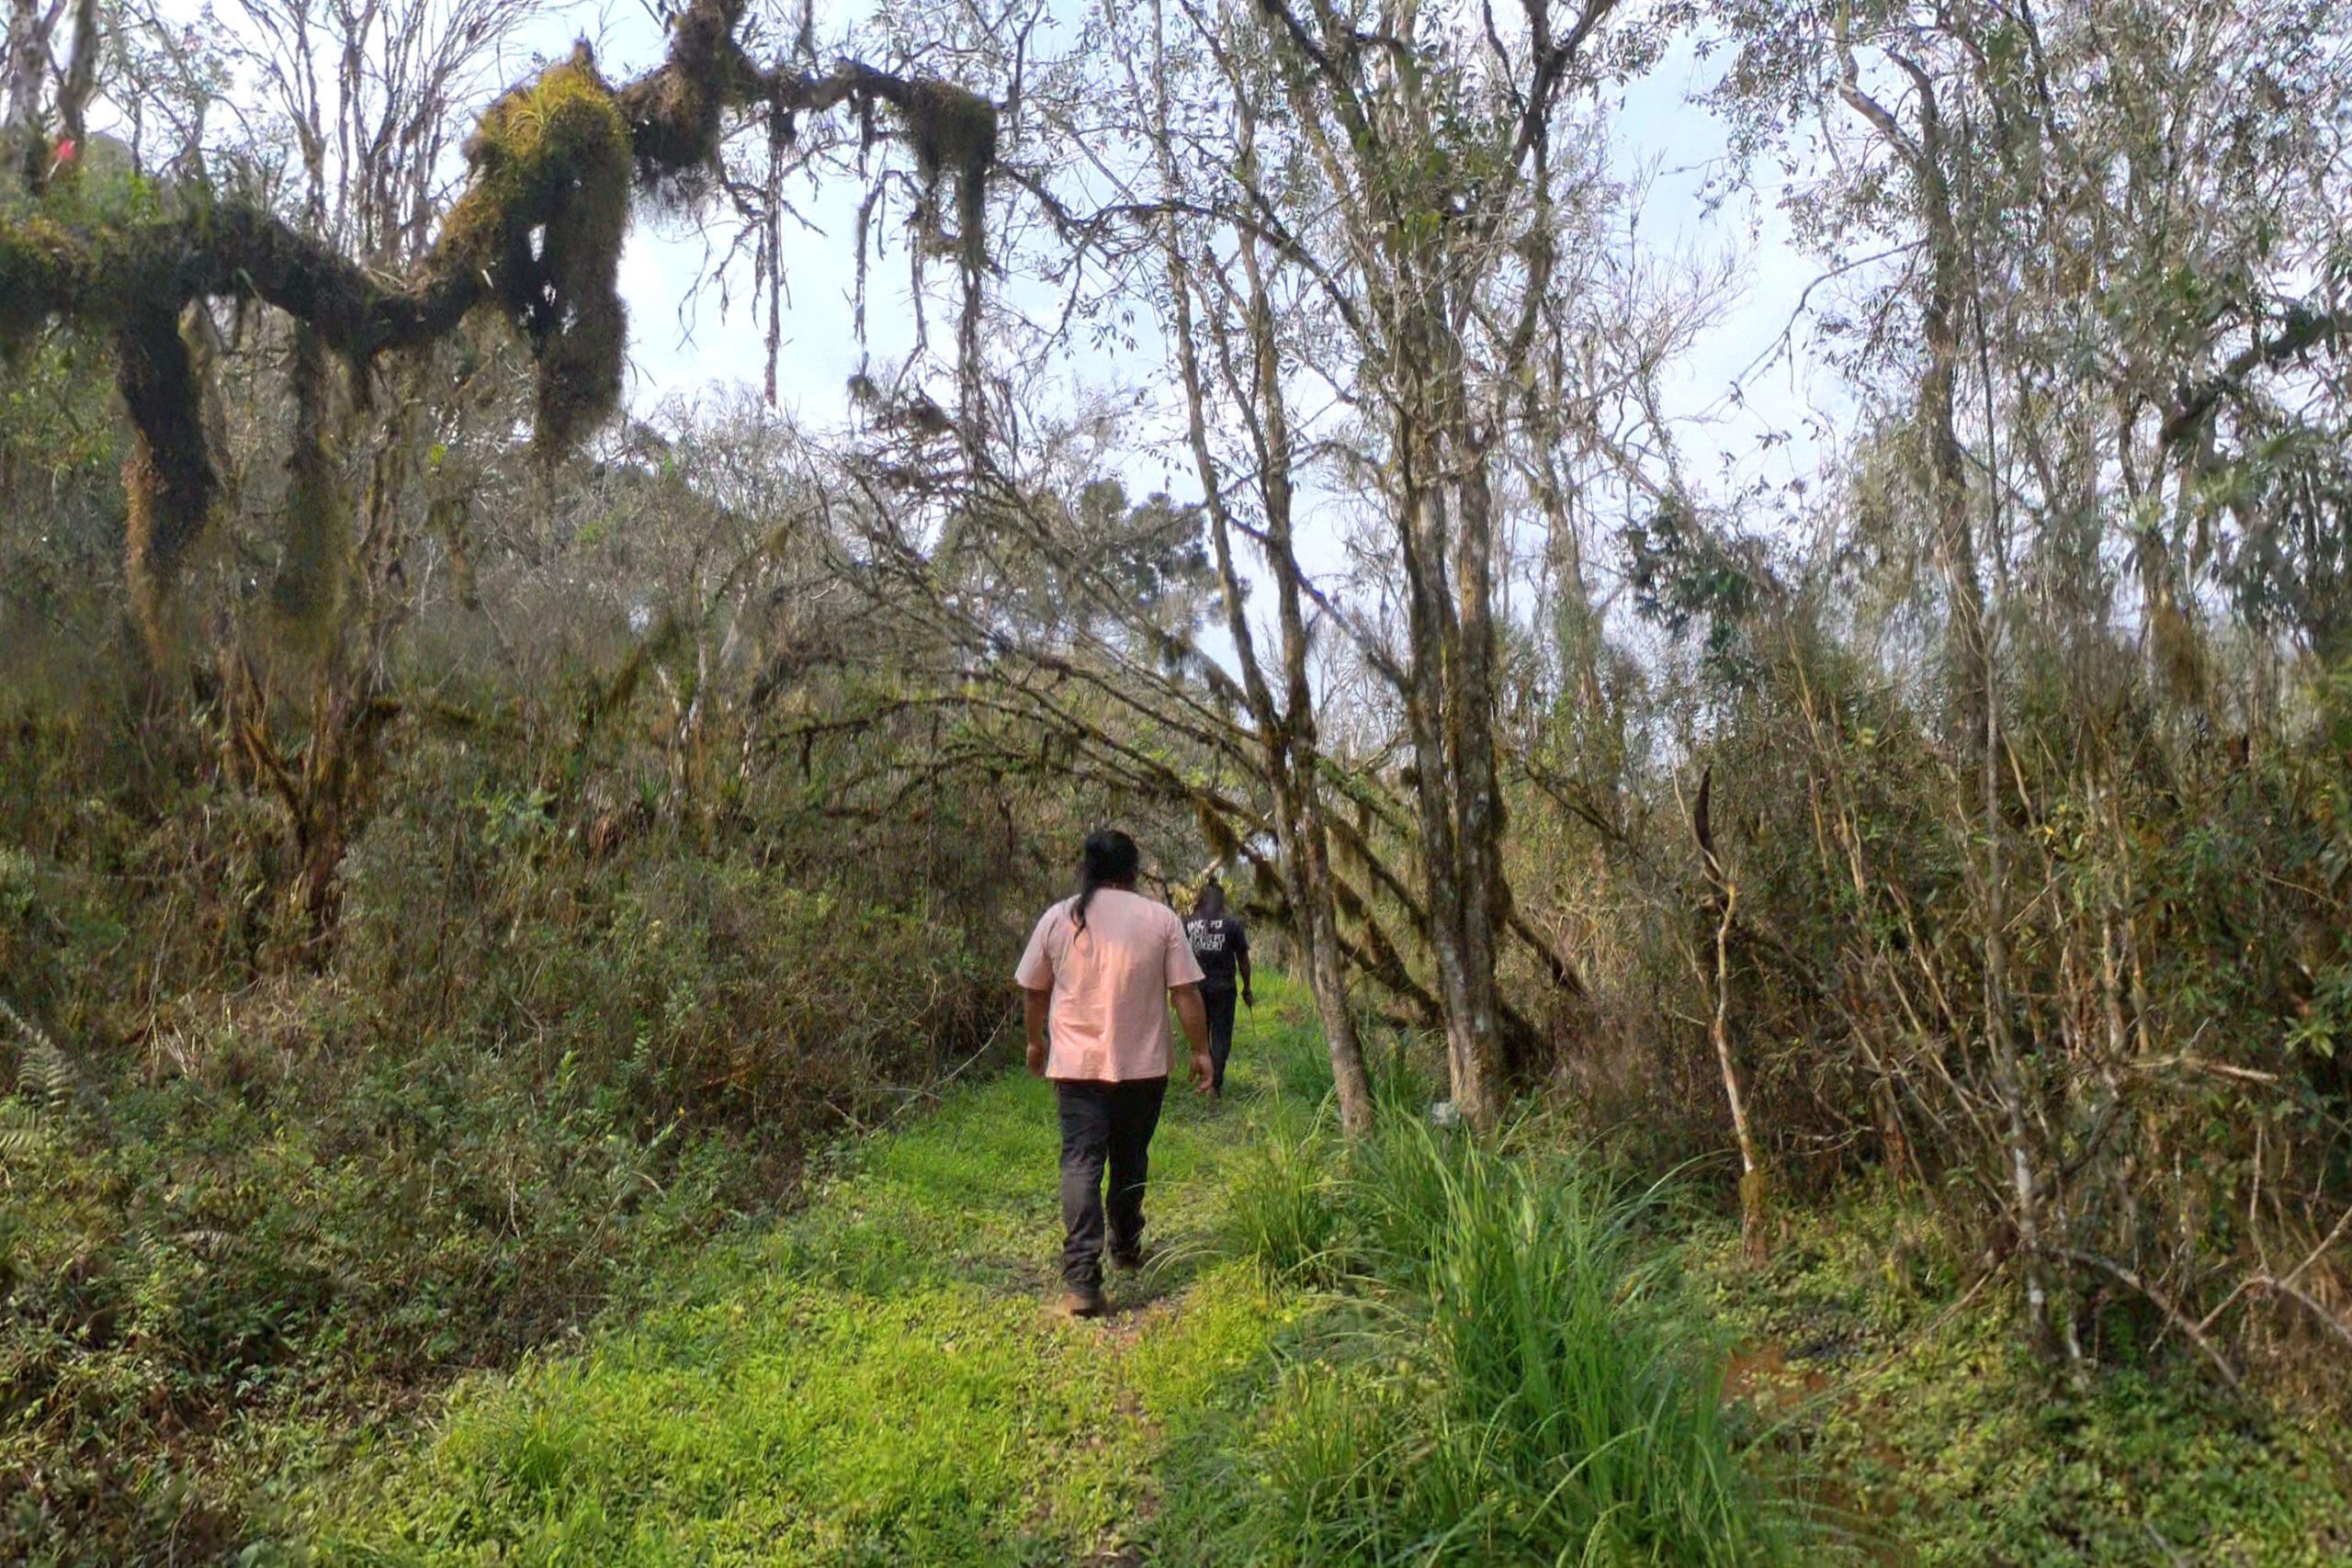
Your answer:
[1015,888,1206,1082]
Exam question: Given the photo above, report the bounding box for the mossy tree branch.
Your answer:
[0,0,997,658]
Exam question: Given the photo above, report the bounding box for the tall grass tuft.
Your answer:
[1220,1113,1350,1286]
[1216,1105,1792,1565]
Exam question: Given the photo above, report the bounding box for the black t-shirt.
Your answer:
[1184,914,1249,992]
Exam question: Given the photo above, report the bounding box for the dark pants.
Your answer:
[1055,1076,1168,1292]
[1204,987,1239,1091]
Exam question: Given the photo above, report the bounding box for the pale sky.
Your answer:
[582,13,1834,505]
[127,0,1841,620]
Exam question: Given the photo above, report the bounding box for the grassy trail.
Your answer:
[288,978,2352,1568]
[298,987,1320,1567]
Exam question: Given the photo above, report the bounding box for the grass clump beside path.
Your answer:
[1175,1101,1793,1568]
[291,979,1794,1566]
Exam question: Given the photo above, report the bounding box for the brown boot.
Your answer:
[1061,1288,1109,1319]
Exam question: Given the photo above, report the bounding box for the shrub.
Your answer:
[0,669,1049,1564]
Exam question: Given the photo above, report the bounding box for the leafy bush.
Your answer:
[1511,604,2352,1400]
[0,663,1048,1564]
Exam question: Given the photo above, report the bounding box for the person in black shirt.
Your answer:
[1184,881,1252,1099]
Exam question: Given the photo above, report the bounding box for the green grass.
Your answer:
[276,983,2350,1568]
[1686,1187,2352,1567]
[285,982,1335,1566]
[292,983,1791,1567]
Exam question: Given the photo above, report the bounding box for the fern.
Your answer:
[0,1100,44,1160]
[0,996,75,1111]
[176,1227,237,1260]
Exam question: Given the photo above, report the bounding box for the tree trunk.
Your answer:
[1151,51,1374,1129]
[1446,389,1514,1090]
[1400,458,1496,1128]
[1393,288,1509,1129]
[3,0,48,186]
[1250,226,1376,1134]
[1692,767,1768,1262]
[1841,40,2055,1353]
[1297,817,1375,1129]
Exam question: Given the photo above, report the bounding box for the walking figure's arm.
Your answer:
[1013,907,1060,1077]
[1170,982,1212,1091]
[1022,986,1052,1077]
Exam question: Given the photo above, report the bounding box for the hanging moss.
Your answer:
[899,79,997,271]
[1251,854,1287,914]
[1196,795,1243,863]
[0,6,998,660]
[119,304,218,660]
[436,43,635,459]
[271,324,350,633]
[615,0,749,193]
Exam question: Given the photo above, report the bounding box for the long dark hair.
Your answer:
[1193,879,1227,920]
[1071,829,1141,933]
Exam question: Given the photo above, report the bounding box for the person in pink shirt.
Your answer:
[1016,829,1211,1317]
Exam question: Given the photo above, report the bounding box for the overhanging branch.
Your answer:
[0,0,997,656]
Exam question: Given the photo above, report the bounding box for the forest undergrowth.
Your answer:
[0,631,1044,1565]
[8,0,2352,1550]
[274,980,2350,1568]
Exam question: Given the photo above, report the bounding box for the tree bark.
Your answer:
[1692,767,1768,1262]
[1152,13,1374,1129]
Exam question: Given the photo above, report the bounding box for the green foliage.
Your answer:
[0,997,74,1159]
[1202,1101,1794,1566]
[0,976,786,1564]
[1690,1193,2352,1567]
[1620,498,1771,686]
[0,324,119,483]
